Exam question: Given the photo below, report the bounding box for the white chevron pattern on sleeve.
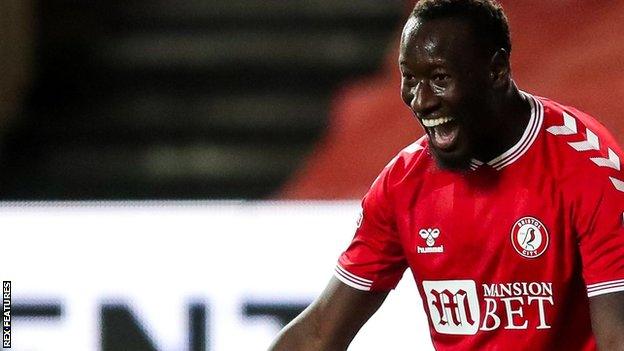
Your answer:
[591,148,621,171]
[546,112,577,135]
[547,111,624,193]
[568,129,600,152]
[609,177,624,192]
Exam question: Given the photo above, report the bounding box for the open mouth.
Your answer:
[421,117,460,151]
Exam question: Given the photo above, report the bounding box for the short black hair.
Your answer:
[411,0,511,55]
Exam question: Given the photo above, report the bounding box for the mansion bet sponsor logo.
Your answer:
[511,217,549,258]
[418,228,444,254]
[423,280,553,335]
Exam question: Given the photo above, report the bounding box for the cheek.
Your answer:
[443,83,477,108]
[400,84,413,106]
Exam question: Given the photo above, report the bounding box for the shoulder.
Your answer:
[364,135,432,209]
[374,135,431,186]
[537,95,624,193]
[539,96,621,153]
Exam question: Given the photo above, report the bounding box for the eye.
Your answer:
[402,73,416,81]
[432,73,450,82]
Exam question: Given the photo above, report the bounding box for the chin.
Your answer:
[429,147,473,172]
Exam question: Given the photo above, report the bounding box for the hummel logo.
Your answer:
[418,228,444,254]
[419,228,440,246]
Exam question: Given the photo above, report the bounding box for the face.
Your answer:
[399,16,495,171]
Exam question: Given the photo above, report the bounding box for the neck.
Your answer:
[473,81,531,162]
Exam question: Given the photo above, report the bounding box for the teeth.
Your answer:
[421,117,454,128]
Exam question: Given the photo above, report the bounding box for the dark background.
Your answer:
[0,0,403,199]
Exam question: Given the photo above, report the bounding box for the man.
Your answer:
[270,0,624,349]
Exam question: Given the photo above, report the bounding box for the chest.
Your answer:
[395,170,576,281]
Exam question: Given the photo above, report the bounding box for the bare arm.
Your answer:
[589,291,624,350]
[268,277,389,351]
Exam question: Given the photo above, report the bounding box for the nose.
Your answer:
[410,81,439,117]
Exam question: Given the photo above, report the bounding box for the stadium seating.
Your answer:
[0,0,402,199]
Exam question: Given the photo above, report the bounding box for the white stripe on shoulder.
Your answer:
[587,279,624,298]
[334,264,372,291]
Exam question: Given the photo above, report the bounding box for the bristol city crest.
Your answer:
[511,216,549,258]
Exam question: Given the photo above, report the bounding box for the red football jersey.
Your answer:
[335,93,624,350]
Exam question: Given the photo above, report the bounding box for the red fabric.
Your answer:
[279,0,624,199]
[335,95,624,350]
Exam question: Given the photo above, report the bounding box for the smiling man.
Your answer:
[269,1,624,350]
[398,2,529,172]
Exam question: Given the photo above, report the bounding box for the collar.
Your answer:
[469,91,544,171]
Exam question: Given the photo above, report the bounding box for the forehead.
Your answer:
[399,16,483,67]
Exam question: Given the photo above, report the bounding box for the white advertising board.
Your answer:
[0,201,432,350]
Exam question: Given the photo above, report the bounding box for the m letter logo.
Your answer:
[423,280,480,335]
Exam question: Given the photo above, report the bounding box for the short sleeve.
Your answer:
[335,166,408,292]
[577,174,624,297]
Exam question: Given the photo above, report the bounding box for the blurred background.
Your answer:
[1,0,623,350]
[1,0,405,200]
[1,0,623,200]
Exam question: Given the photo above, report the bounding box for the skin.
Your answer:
[590,293,624,351]
[269,14,624,351]
[268,278,388,350]
[399,15,530,170]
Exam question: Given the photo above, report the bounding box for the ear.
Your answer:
[489,49,510,89]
